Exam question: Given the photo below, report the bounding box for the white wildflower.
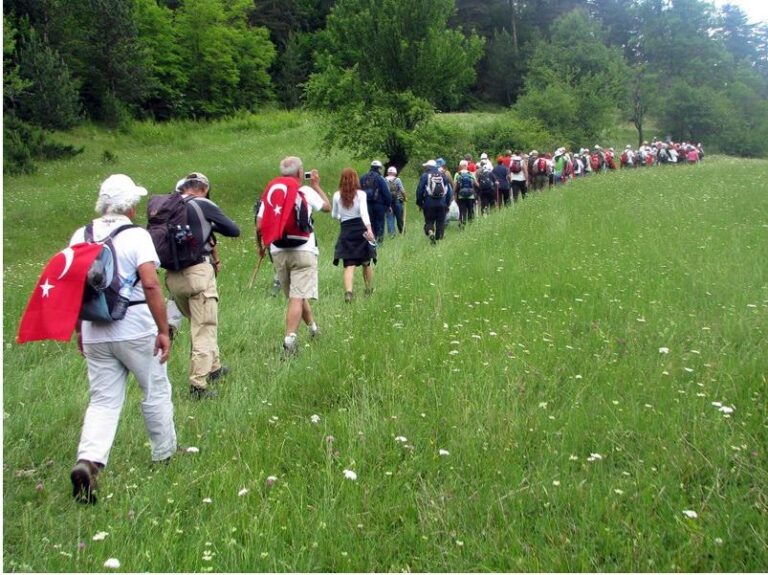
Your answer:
[343,469,357,481]
[394,436,408,443]
[438,449,450,456]
[682,509,698,519]
[310,414,321,424]
[92,531,109,541]
[185,446,200,453]
[238,488,249,497]
[659,347,670,354]
[103,558,121,569]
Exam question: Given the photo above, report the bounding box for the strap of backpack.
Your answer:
[83,222,137,242]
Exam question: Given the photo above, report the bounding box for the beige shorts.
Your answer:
[272,250,318,300]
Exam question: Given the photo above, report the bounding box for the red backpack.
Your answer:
[590,153,601,172]
[510,158,523,174]
[536,157,548,175]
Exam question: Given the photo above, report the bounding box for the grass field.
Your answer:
[3,114,768,572]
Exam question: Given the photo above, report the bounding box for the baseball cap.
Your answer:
[181,172,210,190]
[371,160,384,169]
[99,174,148,202]
[387,166,397,175]
[436,158,445,167]
[422,159,437,168]
[480,153,489,160]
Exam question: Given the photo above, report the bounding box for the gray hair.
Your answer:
[280,156,303,177]
[95,194,141,216]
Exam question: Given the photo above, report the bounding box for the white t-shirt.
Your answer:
[70,214,160,344]
[332,190,371,225]
[258,185,325,255]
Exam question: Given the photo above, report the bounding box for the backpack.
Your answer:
[259,177,313,249]
[477,170,494,191]
[590,153,601,172]
[620,151,629,166]
[426,172,447,198]
[80,223,142,323]
[456,172,475,199]
[387,178,399,200]
[536,157,548,175]
[510,158,523,174]
[364,172,380,203]
[147,192,207,270]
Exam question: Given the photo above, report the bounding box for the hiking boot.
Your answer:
[365,287,374,296]
[344,291,354,304]
[71,460,100,504]
[207,365,230,384]
[190,385,218,400]
[428,230,437,245]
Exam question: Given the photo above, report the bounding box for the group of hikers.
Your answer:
[20,138,702,503]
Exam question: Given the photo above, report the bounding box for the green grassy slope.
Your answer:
[3,116,767,572]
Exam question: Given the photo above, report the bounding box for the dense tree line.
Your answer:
[4,0,768,173]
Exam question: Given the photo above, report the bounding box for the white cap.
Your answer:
[422,159,437,168]
[387,166,397,175]
[175,178,186,192]
[480,153,489,160]
[371,160,383,169]
[99,174,148,201]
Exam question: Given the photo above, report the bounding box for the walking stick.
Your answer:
[402,201,407,235]
[248,251,265,289]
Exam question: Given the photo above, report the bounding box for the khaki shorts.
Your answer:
[272,250,318,300]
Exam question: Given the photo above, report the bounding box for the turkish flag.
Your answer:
[258,177,298,247]
[16,243,103,343]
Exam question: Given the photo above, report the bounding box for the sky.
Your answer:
[714,0,768,24]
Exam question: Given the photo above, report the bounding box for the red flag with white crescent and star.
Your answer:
[16,242,103,343]
[258,177,299,248]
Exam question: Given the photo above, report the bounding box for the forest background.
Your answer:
[4,0,768,174]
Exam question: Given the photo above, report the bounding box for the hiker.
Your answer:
[69,174,177,504]
[464,153,477,173]
[384,166,407,237]
[553,148,568,185]
[333,167,376,302]
[620,145,635,168]
[508,151,528,202]
[605,147,617,170]
[416,159,453,244]
[436,158,454,196]
[476,158,497,215]
[360,160,392,244]
[454,159,478,227]
[589,146,604,174]
[257,156,331,355]
[493,155,511,207]
[529,150,549,192]
[164,172,240,400]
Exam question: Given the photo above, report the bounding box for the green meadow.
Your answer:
[3,114,767,572]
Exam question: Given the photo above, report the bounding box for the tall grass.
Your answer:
[3,115,767,572]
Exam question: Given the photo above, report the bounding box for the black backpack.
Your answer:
[426,173,447,198]
[364,172,380,203]
[80,223,142,322]
[477,170,494,191]
[147,192,206,270]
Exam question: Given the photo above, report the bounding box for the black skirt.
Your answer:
[333,218,376,267]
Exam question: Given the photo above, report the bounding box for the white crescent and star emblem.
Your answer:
[40,278,54,298]
[57,247,75,280]
[266,183,288,215]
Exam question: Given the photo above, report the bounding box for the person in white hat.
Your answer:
[416,160,453,244]
[68,174,177,504]
[384,166,407,236]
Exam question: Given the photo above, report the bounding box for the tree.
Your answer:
[514,9,626,147]
[306,0,483,168]
[175,0,274,118]
[15,24,82,129]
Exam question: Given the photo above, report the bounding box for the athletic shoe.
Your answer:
[309,323,320,338]
[428,230,436,245]
[283,333,298,356]
[190,385,218,400]
[207,365,230,384]
[344,291,354,303]
[71,460,100,504]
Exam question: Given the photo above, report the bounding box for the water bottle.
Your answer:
[110,273,136,320]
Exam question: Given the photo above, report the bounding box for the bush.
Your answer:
[3,114,84,175]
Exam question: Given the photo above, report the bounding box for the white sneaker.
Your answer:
[309,323,320,338]
[283,333,298,355]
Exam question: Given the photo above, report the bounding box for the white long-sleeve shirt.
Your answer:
[332,190,371,225]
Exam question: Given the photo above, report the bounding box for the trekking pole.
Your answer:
[248,248,265,289]
[402,202,407,234]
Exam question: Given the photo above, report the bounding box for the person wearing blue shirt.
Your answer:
[416,159,453,245]
[360,160,392,244]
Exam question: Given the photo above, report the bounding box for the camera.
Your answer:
[304,171,312,180]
